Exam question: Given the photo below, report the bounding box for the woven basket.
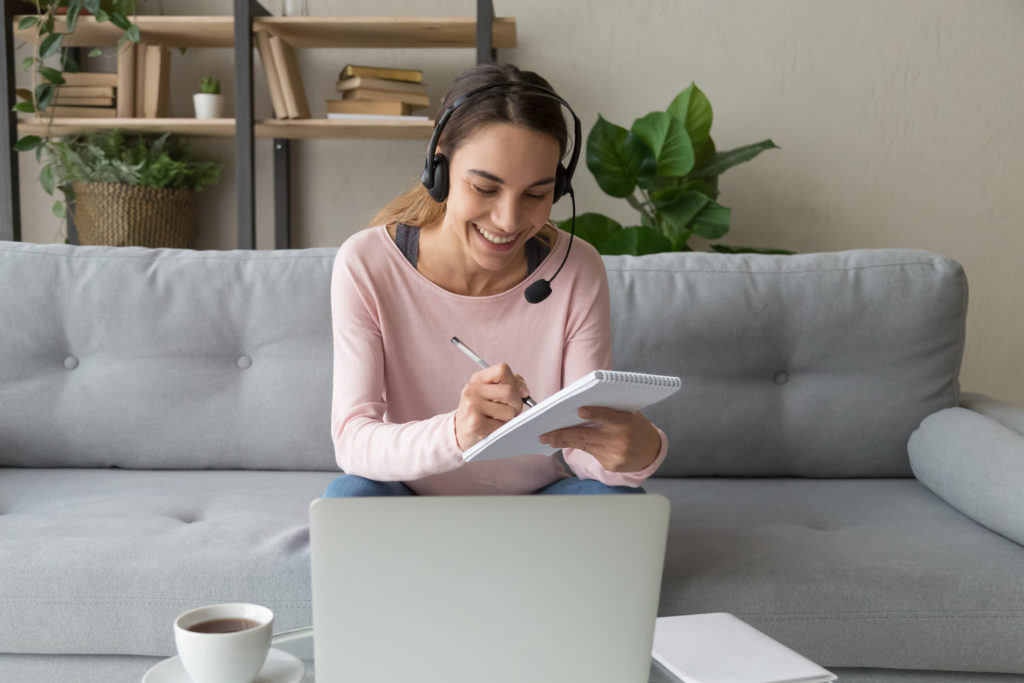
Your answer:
[71,181,199,248]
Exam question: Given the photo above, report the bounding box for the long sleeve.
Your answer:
[330,243,465,481]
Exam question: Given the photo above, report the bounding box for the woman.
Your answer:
[326,63,667,497]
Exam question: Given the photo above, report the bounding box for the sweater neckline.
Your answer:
[375,223,563,302]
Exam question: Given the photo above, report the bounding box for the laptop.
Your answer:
[309,494,670,683]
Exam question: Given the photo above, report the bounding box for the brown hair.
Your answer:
[370,63,570,230]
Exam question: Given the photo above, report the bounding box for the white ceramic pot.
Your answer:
[193,93,226,119]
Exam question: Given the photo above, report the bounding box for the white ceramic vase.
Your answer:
[193,93,225,119]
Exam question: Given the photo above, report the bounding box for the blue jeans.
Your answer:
[323,474,645,497]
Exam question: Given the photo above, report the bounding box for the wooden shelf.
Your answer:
[17,117,435,140]
[3,2,513,248]
[13,15,516,49]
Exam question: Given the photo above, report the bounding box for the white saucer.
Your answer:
[142,647,305,683]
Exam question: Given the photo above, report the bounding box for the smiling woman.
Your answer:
[325,63,668,498]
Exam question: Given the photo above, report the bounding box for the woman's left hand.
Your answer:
[539,407,661,473]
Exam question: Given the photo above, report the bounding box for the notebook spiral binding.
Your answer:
[593,370,682,388]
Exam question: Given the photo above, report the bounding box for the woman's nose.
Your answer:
[490,194,522,231]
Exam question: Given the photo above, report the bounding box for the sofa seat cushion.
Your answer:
[646,478,1024,675]
[0,468,334,657]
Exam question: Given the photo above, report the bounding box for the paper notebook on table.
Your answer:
[651,613,836,683]
[462,369,681,463]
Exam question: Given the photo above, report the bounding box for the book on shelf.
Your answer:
[327,113,430,122]
[116,41,136,117]
[55,85,115,98]
[142,45,170,118]
[134,44,146,116]
[269,35,311,119]
[254,31,288,119]
[44,106,118,118]
[325,99,419,116]
[336,76,427,97]
[53,96,116,107]
[341,88,430,109]
[61,72,118,87]
[338,64,422,84]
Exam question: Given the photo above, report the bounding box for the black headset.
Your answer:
[420,81,581,304]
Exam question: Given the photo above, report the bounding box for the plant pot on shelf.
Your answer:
[71,181,199,248]
[193,93,225,119]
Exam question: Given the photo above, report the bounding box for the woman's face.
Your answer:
[440,122,562,277]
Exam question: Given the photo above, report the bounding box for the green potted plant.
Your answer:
[556,83,789,255]
[43,129,223,247]
[12,1,140,225]
[193,77,224,119]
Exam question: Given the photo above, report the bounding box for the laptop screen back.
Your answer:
[309,494,669,683]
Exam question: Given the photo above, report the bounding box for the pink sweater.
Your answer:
[330,224,667,495]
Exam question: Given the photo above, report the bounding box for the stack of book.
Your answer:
[42,43,171,119]
[48,72,117,118]
[326,65,430,120]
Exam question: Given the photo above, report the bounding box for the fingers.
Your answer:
[472,363,532,401]
[455,362,532,450]
[539,408,661,473]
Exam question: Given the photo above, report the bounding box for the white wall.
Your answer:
[14,0,1024,404]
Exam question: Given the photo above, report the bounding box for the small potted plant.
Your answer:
[193,77,225,119]
[42,129,224,248]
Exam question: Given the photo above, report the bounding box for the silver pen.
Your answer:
[450,336,537,408]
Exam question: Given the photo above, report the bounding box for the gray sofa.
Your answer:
[2,240,1023,682]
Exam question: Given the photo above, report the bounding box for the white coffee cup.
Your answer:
[174,603,273,683]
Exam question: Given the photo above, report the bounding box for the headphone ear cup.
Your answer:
[553,163,569,202]
[422,153,450,203]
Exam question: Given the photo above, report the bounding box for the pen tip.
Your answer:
[450,337,460,344]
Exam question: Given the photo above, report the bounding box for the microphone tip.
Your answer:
[524,279,552,304]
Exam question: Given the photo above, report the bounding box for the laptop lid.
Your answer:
[309,494,670,683]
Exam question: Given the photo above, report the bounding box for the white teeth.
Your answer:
[474,224,517,244]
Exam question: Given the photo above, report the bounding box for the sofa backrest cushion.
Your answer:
[604,249,967,478]
[0,242,338,471]
[1,243,967,477]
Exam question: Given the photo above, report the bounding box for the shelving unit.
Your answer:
[0,1,516,248]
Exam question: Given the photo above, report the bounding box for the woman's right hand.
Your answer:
[454,362,531,450]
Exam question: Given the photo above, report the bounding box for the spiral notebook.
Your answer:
[462,370,681,463]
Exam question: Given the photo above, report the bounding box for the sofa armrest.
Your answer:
[909,398,1024,546]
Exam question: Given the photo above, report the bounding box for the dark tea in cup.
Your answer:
[187,618,261,634]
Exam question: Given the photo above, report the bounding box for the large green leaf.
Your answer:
[653,189,710,236]
[598,226,672,256]
[692,139,780,178]
[690,201,732,240]
[630,111,694,179]
[13,135,43,152]
[586,115,654,197]
[66,4,82,32]
[667,83,713,145]
[570,212,622,249]
[39,33,64,59]
[39,66,65,85]
[34,83,56,111]
[40,164,55,195]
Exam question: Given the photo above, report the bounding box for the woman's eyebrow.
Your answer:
[468,169,557,188]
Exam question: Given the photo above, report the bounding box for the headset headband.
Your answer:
[423,81,582,202]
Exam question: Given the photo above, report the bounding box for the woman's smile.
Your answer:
[473,223,520,250]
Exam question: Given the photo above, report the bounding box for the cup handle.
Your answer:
[271,626,314,645]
